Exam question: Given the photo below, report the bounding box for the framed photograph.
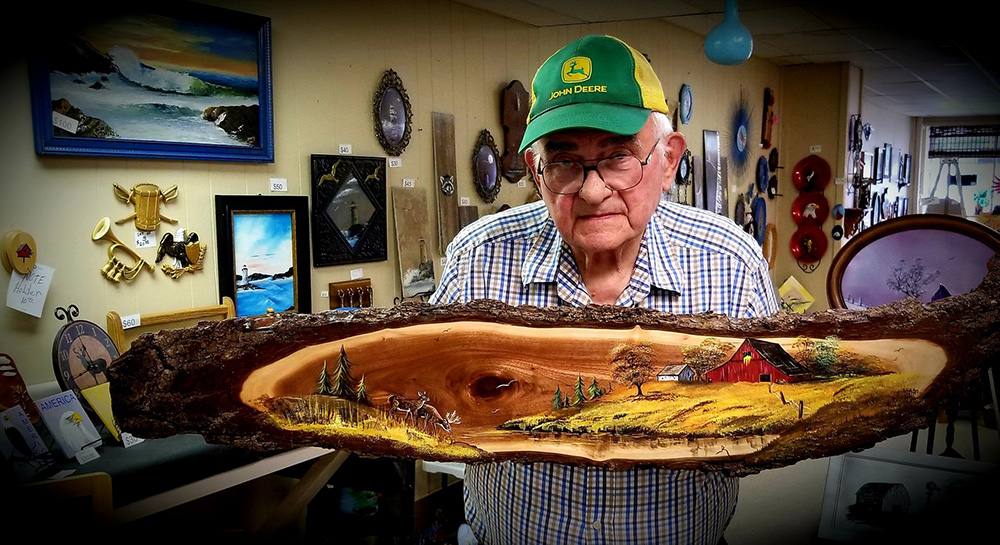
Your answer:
[882,143,893,181]
[29,2,273,162]
[827,214,1000,309]
[818,448,998,543]
[472,129,502,204]
[373,69,412,157]
[215,195,311,318]
[310,155,388,267]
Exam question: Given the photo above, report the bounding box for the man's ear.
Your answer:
[660,132,687,192]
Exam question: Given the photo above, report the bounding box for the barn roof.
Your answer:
[657,364,691,376]
[744,338,812,377]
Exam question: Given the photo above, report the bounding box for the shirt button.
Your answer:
[592,521,602,530]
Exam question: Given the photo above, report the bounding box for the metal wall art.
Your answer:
[373,69,412,156]
[1,230,37,275]
[91,217,154,283]
[472,129,501,204]
[310,155,388,266]
[113,183,178,231]
[29,2,274,162]
[215,195,311,318]
[156,228,206,279]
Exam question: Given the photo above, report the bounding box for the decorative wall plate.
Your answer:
[728,93,752,173]
[756,156,769,193]
[790,225,827,264]
[373,69,412,156]
[791,193,830,225]
[792,155,831,192]
[679,84,692,125]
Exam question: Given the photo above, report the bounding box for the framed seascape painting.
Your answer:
[827,214,1000,310]
[215,195,311,318]
[310,154,388,267]
[29,2,274,162]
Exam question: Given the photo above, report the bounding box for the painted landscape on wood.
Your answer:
[109,257,999,474]
[242,326,941,464]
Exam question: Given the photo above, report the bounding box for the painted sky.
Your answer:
[79,11,258,80]
[841,228,995,307]
[234,212,293,276]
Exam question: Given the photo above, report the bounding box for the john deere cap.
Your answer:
[519,35,669,153]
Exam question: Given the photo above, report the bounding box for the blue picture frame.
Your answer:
[215,195,311,318]
[28,2,273,162]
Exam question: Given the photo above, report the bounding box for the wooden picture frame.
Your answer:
[215,195,311,318]
[827,214,1000,309]
[310,154,388,266]
[703,130,721,213]
[472,129,501,203]
[373,69,412,157]
[29,2,273,162]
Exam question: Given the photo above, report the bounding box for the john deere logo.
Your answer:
[562,57,591,83]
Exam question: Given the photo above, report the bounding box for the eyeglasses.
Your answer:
[537,140,660,195]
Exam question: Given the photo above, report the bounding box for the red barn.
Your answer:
[706,338,812,383]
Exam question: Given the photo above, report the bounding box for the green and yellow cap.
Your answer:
[519,35,669,153]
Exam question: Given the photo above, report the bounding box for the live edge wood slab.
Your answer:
[110,258,1000,476]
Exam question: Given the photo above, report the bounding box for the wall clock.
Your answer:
[679,84,692,125]
[51,305,118,399]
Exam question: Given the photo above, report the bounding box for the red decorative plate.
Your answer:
[792,155,831,192]
[791,192,830,225]
[790,225,828,263]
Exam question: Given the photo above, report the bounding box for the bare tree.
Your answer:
[886,258,939,299]
[609,341,655,396]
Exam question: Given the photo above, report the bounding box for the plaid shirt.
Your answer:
[430,199,778,544]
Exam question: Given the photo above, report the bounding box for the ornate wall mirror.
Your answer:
[472,129,501,203]
[373,69,412,156]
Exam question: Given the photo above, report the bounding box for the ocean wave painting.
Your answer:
[233,212,296,317]
[34,4,271,159]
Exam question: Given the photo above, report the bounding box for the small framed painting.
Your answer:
[373,69,413,157]
[29,2,274,162]
[215,195,311,318]
[472,129,501,203]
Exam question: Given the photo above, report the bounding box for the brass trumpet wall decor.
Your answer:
[113,183,178,231]
[92,217,153,283]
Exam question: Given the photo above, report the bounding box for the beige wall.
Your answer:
[1,0,782,386]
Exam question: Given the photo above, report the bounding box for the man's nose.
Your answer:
[577,168,610,203]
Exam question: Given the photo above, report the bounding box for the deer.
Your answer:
[386,391,428,425]
[416,403,461,433]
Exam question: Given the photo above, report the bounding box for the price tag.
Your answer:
[270,178,288,192]
[402,178,415,188]
[52,111,79,134]
[339,144,353,155]
[389,157,402,168]
[122,432,145,448]
[75,446,100,465]
[350,268,363,280]
[440,257,447,268]
[810,145,822,153]
[134,231,155,249]
[460,197,470,206]
[517,179,526,188]
[120,313,141,330]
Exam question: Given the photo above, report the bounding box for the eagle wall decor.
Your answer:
[109,257,1000,475]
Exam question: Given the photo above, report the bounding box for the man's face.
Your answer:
[526,115,685,258]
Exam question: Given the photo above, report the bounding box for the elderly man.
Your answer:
[430,35,778,544]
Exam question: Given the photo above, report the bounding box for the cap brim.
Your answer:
[518,103,650,153]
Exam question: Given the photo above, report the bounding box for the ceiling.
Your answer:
[455,0,1000,119]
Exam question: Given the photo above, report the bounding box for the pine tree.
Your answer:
[588,378,602,399]
[317,360,332,395]
[356,374,371,405]
[330,345,358,399]
[552,386,563,410]
[573,375,586,406]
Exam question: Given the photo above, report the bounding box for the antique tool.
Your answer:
[92,217,153,282]
[113,183,178,231]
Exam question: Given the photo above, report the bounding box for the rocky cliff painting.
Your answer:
[109,257,1000,475]
[31,3,272,161]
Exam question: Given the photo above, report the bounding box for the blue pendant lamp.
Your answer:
[705,0,753,65]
